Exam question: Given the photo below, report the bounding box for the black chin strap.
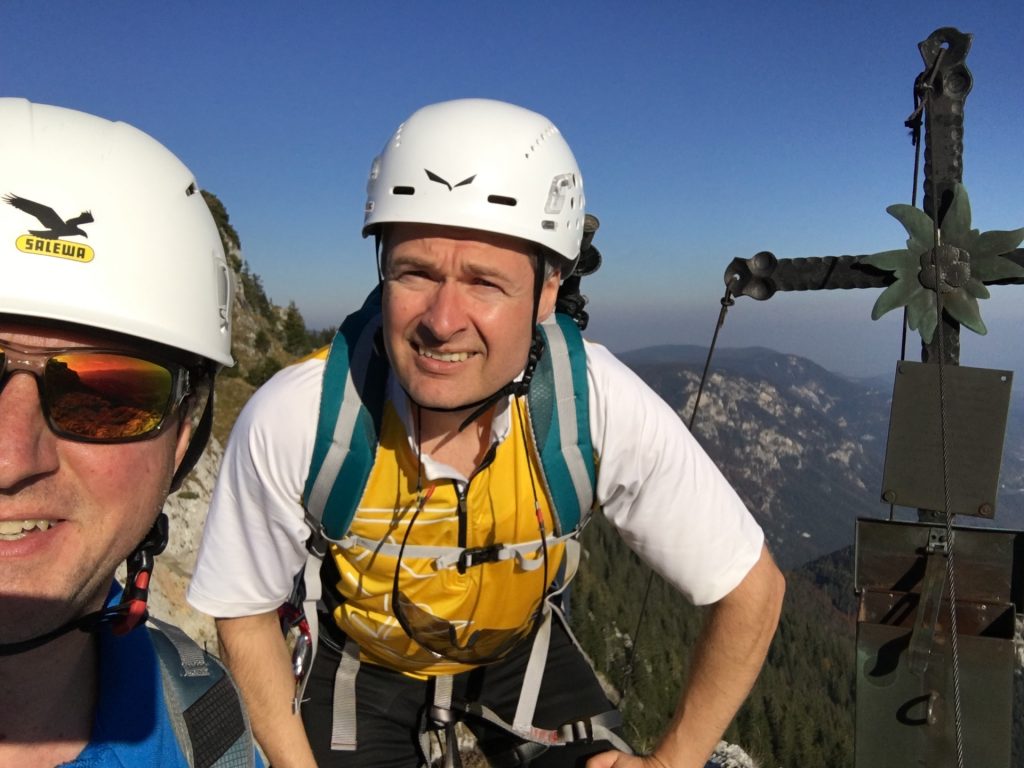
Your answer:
[455,331,544,431]
[0,513,168,656]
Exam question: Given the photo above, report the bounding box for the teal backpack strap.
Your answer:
[528,313,595,535]
[303,286,389,547]
[148,617,256,768]
[291,288,388,719]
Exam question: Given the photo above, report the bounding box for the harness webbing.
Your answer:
[304,288,388,547]
[302,288,593,549]
[527,313,596,535]
[330,636,360,751]
[149,617,255,768]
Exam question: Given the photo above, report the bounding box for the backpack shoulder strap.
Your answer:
[303,286,389,546]
[303,293,596,541]
[148,617,255,768]
[528,313,596,535]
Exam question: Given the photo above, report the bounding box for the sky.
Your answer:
[4,1,1022,380]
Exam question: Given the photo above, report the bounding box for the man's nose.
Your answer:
[420,280,468,341]
[0,373,59,490]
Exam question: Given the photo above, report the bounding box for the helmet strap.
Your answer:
[374,234,384,283]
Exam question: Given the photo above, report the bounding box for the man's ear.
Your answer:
[173,413,194,474]
[537,269,561,322]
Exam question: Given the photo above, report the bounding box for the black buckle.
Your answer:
[457,544,504,574]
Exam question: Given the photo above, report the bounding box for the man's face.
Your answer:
[0,322,192,645]
[382,224,559,413]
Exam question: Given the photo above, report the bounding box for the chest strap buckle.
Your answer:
[457,544,505,573]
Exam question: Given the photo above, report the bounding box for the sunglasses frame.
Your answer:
[0,338,193,444]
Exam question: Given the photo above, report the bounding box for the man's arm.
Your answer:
[589,544,785,768]
[217,612,318,768]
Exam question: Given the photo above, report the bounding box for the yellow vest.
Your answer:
[328,402,565,675]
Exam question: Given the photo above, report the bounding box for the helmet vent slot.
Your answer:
[487,195,517,207]
[541,220,556,230]
[392,186,415,196]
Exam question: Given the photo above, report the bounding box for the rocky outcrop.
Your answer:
[710,741,759,767]
[141,438,224,652]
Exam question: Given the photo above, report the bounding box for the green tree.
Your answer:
[200,190,242,270]
[283,301,310,356]
[254,329,271,355]
[245,356,282,387]
[240,263,275,321]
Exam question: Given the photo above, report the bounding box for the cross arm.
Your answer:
[726,248,1024,300]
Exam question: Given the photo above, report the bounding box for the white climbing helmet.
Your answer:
[363,98,586,271]
[0,98,233,367]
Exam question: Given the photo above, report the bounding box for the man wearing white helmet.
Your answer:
[189,98,784,768]
[0,99,261,767]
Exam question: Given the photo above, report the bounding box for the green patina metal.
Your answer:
[864,184,1024,343]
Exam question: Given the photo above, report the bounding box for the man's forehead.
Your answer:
[386,223,535,256]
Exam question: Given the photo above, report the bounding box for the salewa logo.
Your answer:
[4,194,95,263]
[425,170,475,191]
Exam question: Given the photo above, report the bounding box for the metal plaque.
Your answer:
[880,361,1012,517]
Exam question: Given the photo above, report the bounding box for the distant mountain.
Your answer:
[618,345,889,567]
[618,344,1024,567]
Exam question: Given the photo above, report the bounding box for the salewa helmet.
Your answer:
[363,98,585,271]
[0,98,233,367]
[0,99,235,651]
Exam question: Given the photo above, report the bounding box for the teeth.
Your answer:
[420,349,470,363]
[0,519,52,541]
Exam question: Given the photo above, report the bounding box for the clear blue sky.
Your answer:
[4,1,1022,378]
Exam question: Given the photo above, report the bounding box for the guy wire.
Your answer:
[619,279,737,703]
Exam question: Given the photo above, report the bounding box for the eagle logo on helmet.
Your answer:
[425,170,476,191]
[4,194,94,238]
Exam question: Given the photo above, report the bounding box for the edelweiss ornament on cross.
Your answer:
[865,184,1024,344]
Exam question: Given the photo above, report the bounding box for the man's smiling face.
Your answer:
[0,321,191,645]
[381,223,558,415]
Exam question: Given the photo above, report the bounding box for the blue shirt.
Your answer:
[60,584,263,767]
[60,597,188,766]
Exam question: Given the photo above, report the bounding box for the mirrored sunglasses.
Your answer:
[0,339,192,443]
[393,588,543,665]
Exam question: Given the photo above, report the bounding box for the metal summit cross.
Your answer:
[724,28,1023,768]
